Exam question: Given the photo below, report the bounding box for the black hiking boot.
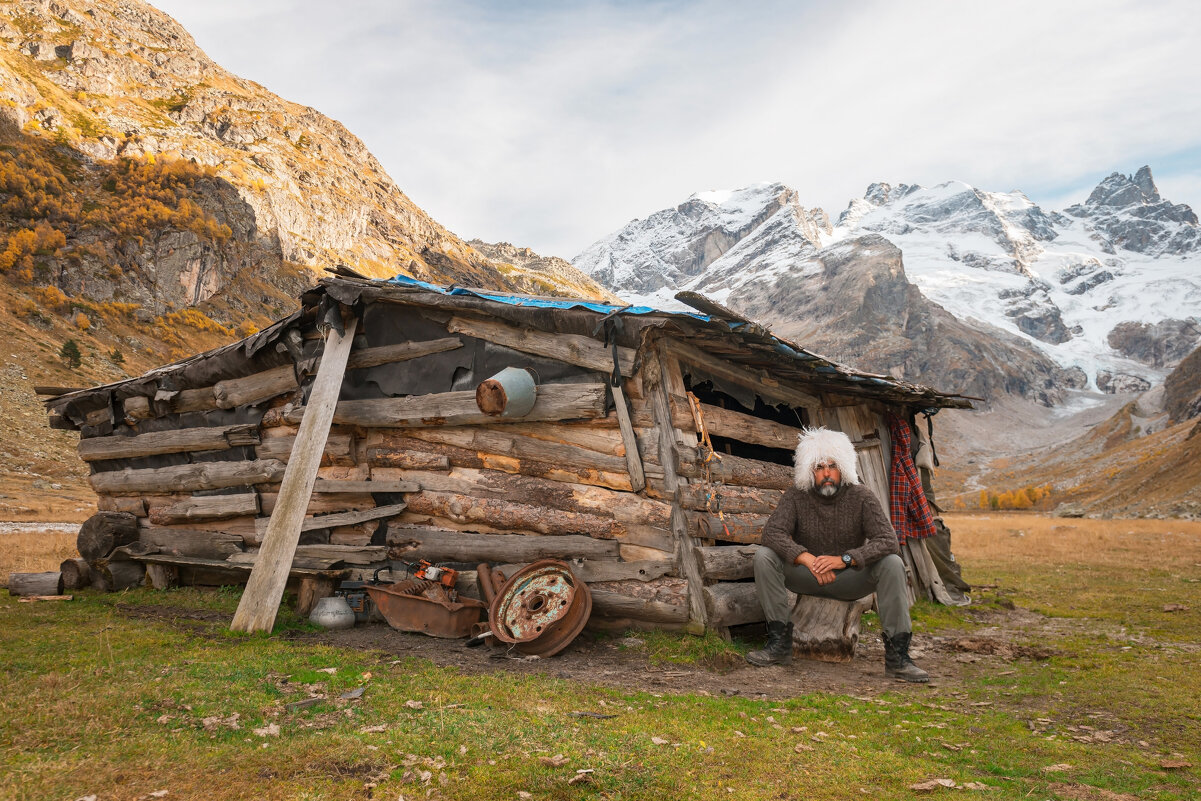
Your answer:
[883,631,929,683]
[747,621,793,667]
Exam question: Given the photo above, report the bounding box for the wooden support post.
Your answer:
[231,315,358,633]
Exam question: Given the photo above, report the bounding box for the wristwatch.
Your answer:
[841,554,853,568]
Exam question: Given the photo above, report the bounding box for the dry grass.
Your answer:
[947,512,1201,570]
[0,530,76,584]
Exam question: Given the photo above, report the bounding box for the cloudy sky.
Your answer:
[150,0,1201,259]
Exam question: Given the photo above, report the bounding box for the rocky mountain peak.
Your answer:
[1084,165,1164,208]
[1065,166,1199,256]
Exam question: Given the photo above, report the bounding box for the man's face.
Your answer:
[813,461,842,497]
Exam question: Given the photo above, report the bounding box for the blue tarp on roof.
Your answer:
[385,273,709,320]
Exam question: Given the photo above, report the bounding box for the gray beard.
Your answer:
[817,482,839,497]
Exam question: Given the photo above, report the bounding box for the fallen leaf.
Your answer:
[252,723,280,737]
[651,736,670,746]
[539,754,569,767]
[1162,604,1189,612]
[517,793,533,799]
[961,782,989,790]
[404,700,424,710]
[1041,764,1073,772]
[148,791,169,798]
[794,743,814,753]
[74,796,97,801]
[733,730,745,737]
[316,667,337,674]
[340,687,365,700]
[1160,760,1192,770]
[359,724,387,733]
[361,671,372,681]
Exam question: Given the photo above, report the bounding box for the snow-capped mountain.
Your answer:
[573,168,1201,404]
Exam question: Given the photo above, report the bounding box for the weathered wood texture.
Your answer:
[611,382,646,492]
[59,558,91,590]
[698,545,760,580]
[77,512,139,561]
[673,396,804,451]
[399,491,671,549]
[78,424,260,461]
[96,496,148,516]
[311,479,420,494]
[233,316,358,634]
[252,503,407,536]
[703,581,772,627]
[287,383,608,428]
[663,337,820,411]
[365,450,451,471]
[98,560,145,591]
[446,315,635,376]
[145,563,178,590]
[677,449,793,491]
[368,431,632,492]
[679,484,782,515]
[386,526,620,562]
[7,572,63,596]
[690,512,768,544]
[147,493,259,525]
[138,527,244,559]
[256,434,356,466]
[89,460,287,494]
[790,594,875,663]
[589,589,689,623]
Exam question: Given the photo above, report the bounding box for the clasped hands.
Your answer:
[795,553,846,585]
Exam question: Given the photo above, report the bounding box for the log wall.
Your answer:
[71,300,918,633]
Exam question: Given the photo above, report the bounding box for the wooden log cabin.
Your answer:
[44,272,973,634]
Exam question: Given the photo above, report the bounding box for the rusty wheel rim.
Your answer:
[489,559,592,657]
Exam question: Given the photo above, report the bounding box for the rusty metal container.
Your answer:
[364,583,486,638]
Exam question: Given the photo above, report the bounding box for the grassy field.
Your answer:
[2,513,1199,800]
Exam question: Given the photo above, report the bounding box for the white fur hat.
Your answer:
[794,427,860,490]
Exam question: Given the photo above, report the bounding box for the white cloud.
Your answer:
[151,0,1201,258]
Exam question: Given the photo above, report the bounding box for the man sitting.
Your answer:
[746,427,928,682]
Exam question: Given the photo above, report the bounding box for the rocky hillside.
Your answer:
[574,172,1201,406]
[0,0,610,313]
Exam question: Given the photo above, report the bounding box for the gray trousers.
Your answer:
[753,547,912,637]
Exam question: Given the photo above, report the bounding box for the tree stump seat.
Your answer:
[789,593,876,663]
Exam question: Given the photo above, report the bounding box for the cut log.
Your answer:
[123,387,218,419]
[677,449,793,491]
[213,364,299,409]
[589,589,690,624]
[59,558,91,590]
[690,512,768,544]
[78,423,261,462]
[77,512,139,561]
[7,572,63,596]
[671,396,805,451]
[698,545,760,580]
[138,527,244,559]
[89,459,287,494]
[446,315,635,375]
[347,337,464,370]
[679,484,783,515]
[386,526,620,562]
[255,434,356,466]
[145,563,178,590]
[286,382,608,428]
[312,479,420,494]
[96,496,148,516]
[233,314,359,634]
[252,502,408,536]
[362,466,671,528]
[368,435,632,492]
[703,581,771,627]
[99,560,145,591]
[257,492,376,516]
[148,493,260,525]
[790,594,875,663]
[292,545,387,565]
[401,490,671,549]
[363,450,451,471]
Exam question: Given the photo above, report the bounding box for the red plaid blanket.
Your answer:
[886,412,936,544]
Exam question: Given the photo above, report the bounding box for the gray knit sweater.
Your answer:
[760,483,900,568]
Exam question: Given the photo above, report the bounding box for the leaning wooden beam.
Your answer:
[147,493,259,525]
[662,337,820,411]
[88,459,286,494]
[232,316,358,634]
[78,424,261,462]
[285,382,608,428]
[252,502,408,536]
[387,526,620,562]
[611,381,646,492]
[446,315,635,376]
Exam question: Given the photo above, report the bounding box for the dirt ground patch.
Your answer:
[111,601,1065,702]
